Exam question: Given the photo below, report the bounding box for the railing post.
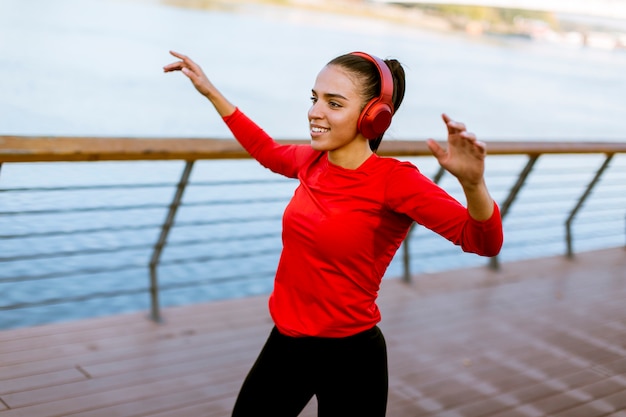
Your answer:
[402,166,446,283]
[565,154,614,258]
[148,160,195,323]
[402,223,417,283]
[489,154,540,270]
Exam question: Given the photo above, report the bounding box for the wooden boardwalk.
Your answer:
[1,247,625,417]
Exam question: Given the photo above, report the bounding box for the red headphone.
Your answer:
[350,51,394,140]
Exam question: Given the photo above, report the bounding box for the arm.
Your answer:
[386,163,502,257]
[427,114,494,221]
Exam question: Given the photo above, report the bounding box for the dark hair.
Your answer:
[327,53,406,151]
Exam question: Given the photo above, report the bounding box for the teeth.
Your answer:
[311,127,329,133]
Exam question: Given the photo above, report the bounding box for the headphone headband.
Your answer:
[350,51,394,140]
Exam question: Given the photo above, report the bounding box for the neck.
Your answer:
[328,146,373,170]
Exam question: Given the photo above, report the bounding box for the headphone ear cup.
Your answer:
[358,99,393,140]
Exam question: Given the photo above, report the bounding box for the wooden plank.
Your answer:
[0,373,241,417]
[2,352,251,409]
[0,297,271,373]
[0,368,86,396]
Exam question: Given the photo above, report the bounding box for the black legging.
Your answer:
[232,326,388,417]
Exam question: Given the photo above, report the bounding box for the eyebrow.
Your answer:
[311,89,349,101]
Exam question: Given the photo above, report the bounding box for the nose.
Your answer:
[308,101,322,121]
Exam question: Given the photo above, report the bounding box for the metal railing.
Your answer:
[1,136,625,327]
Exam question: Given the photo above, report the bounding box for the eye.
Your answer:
[329,101,342,108]
[310,96,318,104]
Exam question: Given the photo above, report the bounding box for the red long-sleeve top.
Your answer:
[224,109,503,338]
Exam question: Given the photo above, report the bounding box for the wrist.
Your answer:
[460,177,485,193]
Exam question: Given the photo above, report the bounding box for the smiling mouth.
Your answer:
[311,126,329,133]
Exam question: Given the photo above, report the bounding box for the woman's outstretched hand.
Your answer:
[427,114,494,221]
[427,114,486,190]
[163,51,215,97]
[163,51,236,117]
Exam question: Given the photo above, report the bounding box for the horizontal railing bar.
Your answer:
[0,232,280,262]
[159,247,281,266]
[158,215,281,227]
[0,223,162,239]
[5,189,620,218]
[157,269,277,291]
[0,204,171,216]
[0,268,279,311]
[2,136,626,163]
[0,246,281,284]
[182,197,292,206]
[0,178,293,193]
[0,215,283,240]
[513,179,625,188]
[518,166,626,175]
[0,197,289,216]
[166,232,279,248]
[504,210,624,225]
[0,288,150,310]
[533,176,625,184]
[498,197,625,208]
[486,183,624,195]
[486,163,626,174]
[0,263,146,283]
[0,183,178,192]
[0,244,151,262]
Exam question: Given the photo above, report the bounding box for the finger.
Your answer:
[170,50,202,72]
[458,132,486,158]
[441,113,454,134]
[460,132,486,155]
[163,62,184,72]
[460,134,486,157]
[168,51,195,70]
[460,131,477,143]
[441,113,466,134]
[169,50,187,60]
[181,67,194,78]
[426,139,446,160]
[474,140,487,154]
[448,120,466,134]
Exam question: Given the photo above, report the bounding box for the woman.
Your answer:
[164,50,503,416]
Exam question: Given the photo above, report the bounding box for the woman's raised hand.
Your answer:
[426,114,486,190]
[163,51,216,98]
[164,51,236,117]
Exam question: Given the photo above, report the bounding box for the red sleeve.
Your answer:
[385,161,503,257]
[223,108,315,179]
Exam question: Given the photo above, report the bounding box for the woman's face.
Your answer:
[308,64,367,155]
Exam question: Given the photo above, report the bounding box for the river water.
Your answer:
[1,0,625,329]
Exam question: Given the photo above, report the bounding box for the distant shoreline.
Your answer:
[155,0,459,32]
[153,0,626,50]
